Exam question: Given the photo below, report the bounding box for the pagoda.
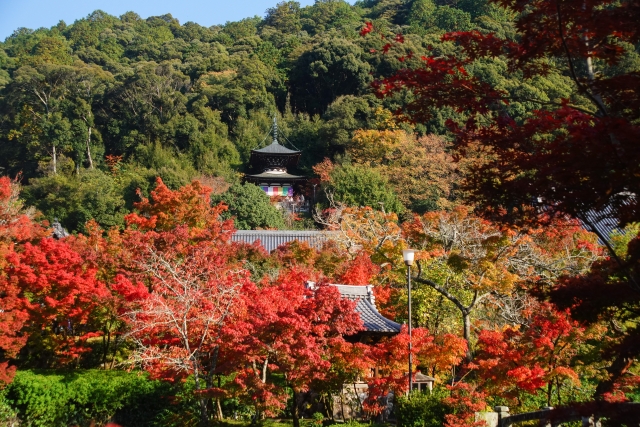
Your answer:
[244,118,306,197]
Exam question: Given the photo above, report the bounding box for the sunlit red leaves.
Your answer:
[363,326,466,414]
[6,238,111,365]
[117,229,250,383]
[474,303,589,403]
[0,178,47,384]
[312,157,335,183]
[443,382,488,427]
[338,251,380,285]
[231,269,364,412]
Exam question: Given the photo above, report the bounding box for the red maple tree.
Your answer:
[115,178,246,426]
[364,326,467,416]
[0,177,44,385]
[474,303,595,407]
[7,237,111,366]
[372,0,640,229]
[232,268,363,427]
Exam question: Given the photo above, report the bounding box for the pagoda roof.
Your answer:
[252,141,300,155]
[245,170,306,181]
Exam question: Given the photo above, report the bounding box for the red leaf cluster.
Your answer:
[474,303,587,404]
[363,326,467,415]
[359,22,373,37]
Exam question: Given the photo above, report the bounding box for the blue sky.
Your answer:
[0,0,321,42]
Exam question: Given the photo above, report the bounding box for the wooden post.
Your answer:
[495,407,510,427]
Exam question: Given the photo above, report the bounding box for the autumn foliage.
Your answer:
[0,171,632,425]
[364,326,467,415]
[0,178,111,381]
[474,303,596,406]
[361,0,640,419]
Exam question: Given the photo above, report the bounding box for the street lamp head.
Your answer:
[402,249,416,266]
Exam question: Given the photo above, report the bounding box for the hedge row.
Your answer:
[2,370,174,427]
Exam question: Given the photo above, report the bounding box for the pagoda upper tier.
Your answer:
[244,119,306,187]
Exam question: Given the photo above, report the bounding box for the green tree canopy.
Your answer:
[329,163,404,214]
[214,182,286,230]
[289,36,371,114]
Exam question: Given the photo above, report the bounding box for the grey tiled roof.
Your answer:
[581,205,623,245]
[252,141,300,155]
[232,230,335,252]
[332,284,401,334]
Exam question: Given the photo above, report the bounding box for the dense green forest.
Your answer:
[0,0,571,232]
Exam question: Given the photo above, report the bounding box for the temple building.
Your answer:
[244,118,306,198]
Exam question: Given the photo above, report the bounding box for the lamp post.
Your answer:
[402,249,416,396]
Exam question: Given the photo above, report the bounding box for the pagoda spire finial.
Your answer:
[273,115,278,144]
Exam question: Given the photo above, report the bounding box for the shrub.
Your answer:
[0,388,20,427]
[4,370,173,427]
[395,388,450,427]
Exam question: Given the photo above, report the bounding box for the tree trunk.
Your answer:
[109,333,120,369]
[353,383,364,419]
[325,392,334,420]
[216,375,224,420]
[216,398,223,420]
[262,356,268,383]
[292,389,301,427]
[52,144,57,175]
[86,126,93,169]
[199,397,209,427]
[463,311,472,362]
[101,328,111,368]
[193,369,209,427]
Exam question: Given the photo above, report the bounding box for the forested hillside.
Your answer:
[0,0,556,232]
